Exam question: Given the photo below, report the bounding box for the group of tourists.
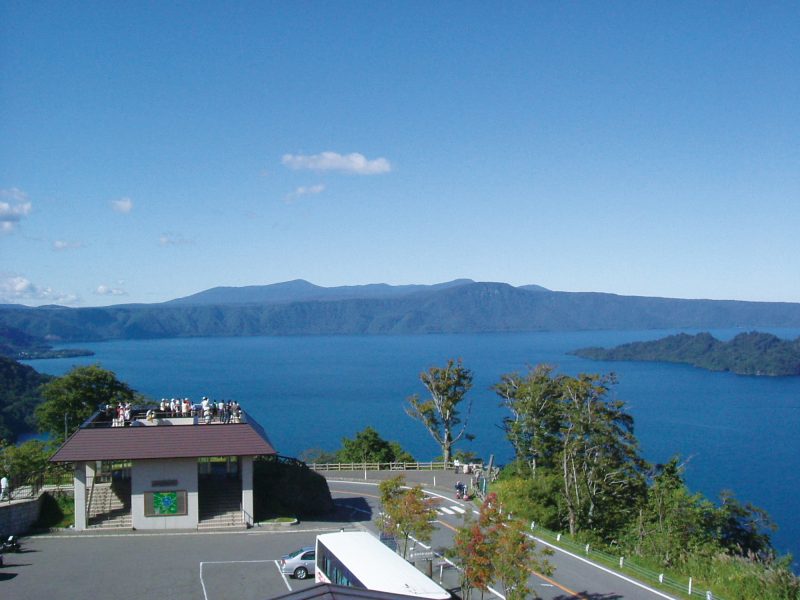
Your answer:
[110,402,133,427]
[197,397,242,424]
[158,397,194,418]
[156,397,243,424]
[104,398,244,427]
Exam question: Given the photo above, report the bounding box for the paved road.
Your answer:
[325,474,678,600]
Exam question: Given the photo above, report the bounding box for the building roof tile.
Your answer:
[50,420,277,462]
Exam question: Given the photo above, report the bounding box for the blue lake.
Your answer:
[25,328,800,564]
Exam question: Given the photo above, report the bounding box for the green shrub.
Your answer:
[33,491,73,529]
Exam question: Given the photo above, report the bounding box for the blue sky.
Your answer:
[2,2,798,306]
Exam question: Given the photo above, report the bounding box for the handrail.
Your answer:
[86,472,96,521]
[241,503,254,528]
[309,461,454,471]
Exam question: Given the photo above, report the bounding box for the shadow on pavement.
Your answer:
[323,497,373,522]
[553,593,622,600]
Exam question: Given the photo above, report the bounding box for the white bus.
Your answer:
[315,531,451,600]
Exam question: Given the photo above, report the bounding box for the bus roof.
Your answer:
[316,532,450,600]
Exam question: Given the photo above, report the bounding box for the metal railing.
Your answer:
[527,522,725,600]
[309,461,453,471]
[4,467,73,502]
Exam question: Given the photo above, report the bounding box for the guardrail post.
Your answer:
[530,521,535,530]
[688,577,693,595]
[585,544,590,555]
[619,556,624,568]
[659,574,664,583]
[706,592,713,600]
[556,533,561,541]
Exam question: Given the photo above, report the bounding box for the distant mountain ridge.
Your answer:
[1,280,800,345]
[164,278,478,306]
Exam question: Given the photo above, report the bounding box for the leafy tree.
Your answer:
[0,439,54,481]
[494,364,563,478]
[623,457,719,566]
[491,469,561,531]
[36,365,135,441]
[378,474,406,506]
[406,358,473,464]
[496,366,645,539]
[714,490,777,560]
[452,520,493,600]
[377,475,438,558]
[452,493,551,600]
[337,426,415,464]
[297,447,339,464]
[558,372,646,537]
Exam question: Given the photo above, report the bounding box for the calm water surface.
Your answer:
[26,328,800,563]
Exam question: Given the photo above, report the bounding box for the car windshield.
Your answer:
[286,548,306,558]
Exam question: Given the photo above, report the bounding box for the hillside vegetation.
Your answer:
[0,356,52,442]
[0,324,93,360]
[573,331,800,376]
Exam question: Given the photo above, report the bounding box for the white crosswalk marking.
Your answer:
[439,507,455,515]
[450,505,466,514]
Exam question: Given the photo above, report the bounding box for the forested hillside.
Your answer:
[2,281,800,343]
[0,357,52,442]
[573,331,800,376]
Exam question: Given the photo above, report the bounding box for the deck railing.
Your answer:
[309,461,453,471]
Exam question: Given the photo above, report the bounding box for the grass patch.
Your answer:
[262,516,297,524]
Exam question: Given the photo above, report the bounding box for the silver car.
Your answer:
[279,546,315,579]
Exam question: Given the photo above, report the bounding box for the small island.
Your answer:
[571,331,800,376]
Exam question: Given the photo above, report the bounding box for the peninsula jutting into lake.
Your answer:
[572,331,800,376]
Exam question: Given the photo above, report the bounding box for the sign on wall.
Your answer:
[144,490,188,516]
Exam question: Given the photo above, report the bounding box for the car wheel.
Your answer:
[294,567,308,579]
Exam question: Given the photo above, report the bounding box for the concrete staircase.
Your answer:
[88,480,131,529]
[198,476,242,529]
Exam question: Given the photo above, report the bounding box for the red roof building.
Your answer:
[50,405,277,531]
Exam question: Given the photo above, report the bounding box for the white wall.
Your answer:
[131,458,198,530]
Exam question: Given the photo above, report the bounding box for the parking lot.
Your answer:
[0,525,341,600]
[0,482,463,600]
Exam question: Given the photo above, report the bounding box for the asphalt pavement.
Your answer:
[0,471,679,600]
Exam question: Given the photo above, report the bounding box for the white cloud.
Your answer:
[0,274,79,306]
[111,197,133,213]
[284,184,326,204]
[159,232,194,247]
[281,152,391,175]
[53,239,85,251]
[94,284,127,297]
[0,188,32,233]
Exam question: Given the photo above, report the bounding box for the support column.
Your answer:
[73,462,89,530]
[241,456,254,527]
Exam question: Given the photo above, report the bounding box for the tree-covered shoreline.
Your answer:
[0,324,94,361]
[572,331,800,376]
